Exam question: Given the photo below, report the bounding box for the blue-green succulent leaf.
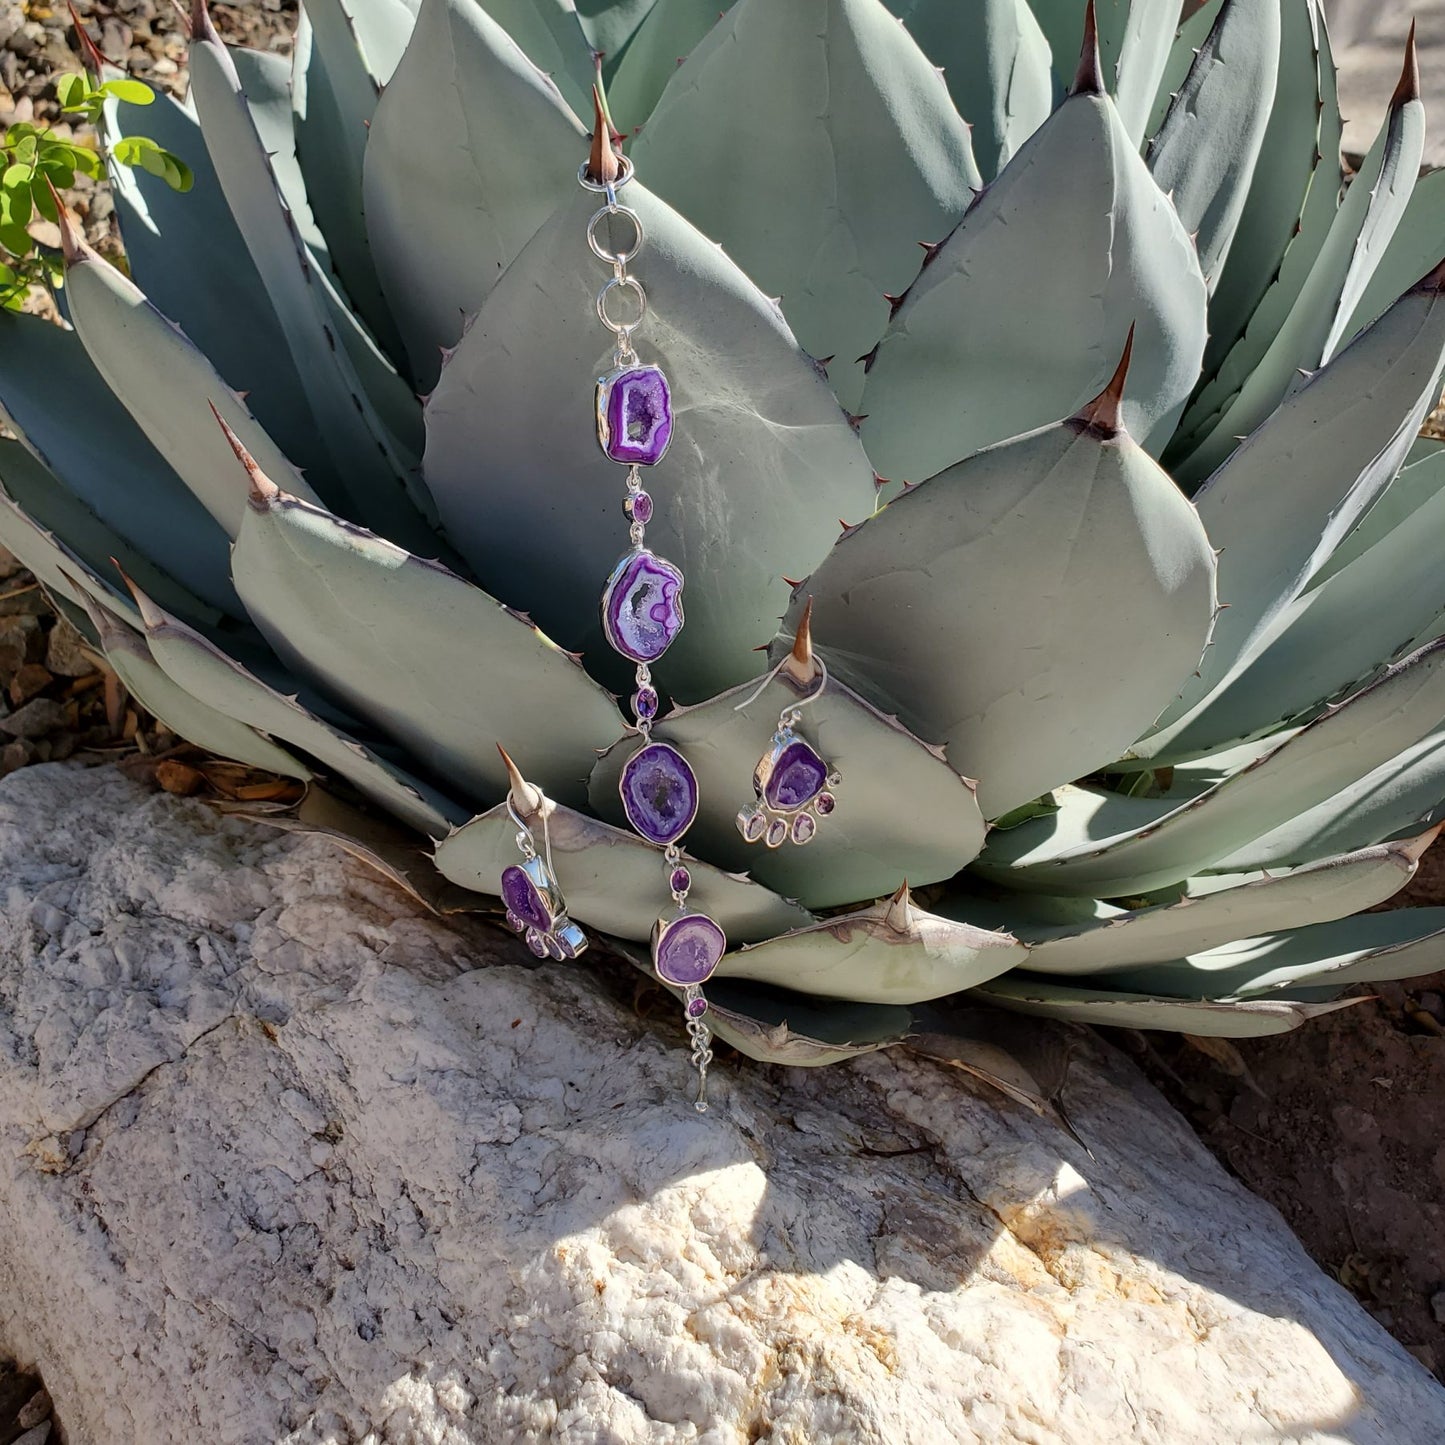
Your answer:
[1341,170,1445,342]
[860,84,1206,482]
[587,657,986,909]
[786,392,1217,819]
[423,182,878,702]
[230,467,624,811]
[1144,0,1223,141]
[480,0,592,111]
[433,799,813,943]
[718,888,1026,1004]
[363,0,587,390]
[947,835,1428,975]
[1139,275,1445,760]
[606,0,738,132]
[888,0,1051,180]
[1174,38,1421,479]
[703,980,912,1066]
[1145,0,1280,293]
[971,975,1360,1036]
[133,583,465,837]
[632,0,980,412]
[978,637,1445,895]
[1313,440,1445,584]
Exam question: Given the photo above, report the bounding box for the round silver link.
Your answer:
[578,154,635,193]
[587,203,644,265]
[628,520,646,547]
[597,275,647,337]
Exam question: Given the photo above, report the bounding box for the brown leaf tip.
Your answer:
[496,743,543,816]
[209,403,279,508]
[68,1,108,74]
[191,0,220,45]
[1393,19,1421,107]
[1071,324,1135,438]
[49,180,86,264]
[1072,0,1104,96]
[587,84,621,186]
[781,597,821,686]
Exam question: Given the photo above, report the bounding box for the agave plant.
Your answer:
[2,0,1444,1069]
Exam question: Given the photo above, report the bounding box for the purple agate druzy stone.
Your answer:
[500,863,551,932]
[602,550,685,664]
[599,365,673,466]
[620,742,698,847]
[654,912,726,987]
[764,739,830,811]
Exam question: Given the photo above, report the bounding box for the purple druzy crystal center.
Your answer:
[602,550,685,664]
[501,864,551,931]
[600,366,673,466]
[620,742,698,847]
[654,912,726,987]
[764,739,830,811]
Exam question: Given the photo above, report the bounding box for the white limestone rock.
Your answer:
[0,763,1442,1444]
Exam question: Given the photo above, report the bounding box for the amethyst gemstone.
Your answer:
[686,996,709,1019]
[816,791,836,816]
[625,490,654,525]
[654,913,726,986]
[791,813,817,845]
[602,550,685,664]
[598,365,673,465]
[619,742,699,846]
[633,685,659,721]
[501,864,552,932]
[670,865,691,894]
[764,739,830,811]
[766,817,789,848]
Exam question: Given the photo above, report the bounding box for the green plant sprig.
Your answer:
[0,71,191,311]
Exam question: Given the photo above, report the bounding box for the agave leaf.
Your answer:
[717,887,1026,1005]
[423,182,877,702]
[230,454,623,810]
[363,0,586,390]
[1097,907,1445,999]
[948,834,1430,976]
[433,800,813,944]
[888,0,1051,180]
[787,362,1217,819]
[1139,273,1445,760]
[1027,0,1184,143]
[587,657,985,910]
[859,70,1206,482]
[100,85,328,483]
[291,3,414,367]
[606,0,738,132]
[971,975,1361,1037]
[1342,171,1445,342]
[1211,726,1445,872]
[1173,36,1422,480]
[480,0,592,111]
[85,600,312,781]
[58,227,325,538]
[0,312,238,616]
[1145,0,1280,293]
[1313,443,1445,584]
[188,10,434,549]
[631,0,980,412]
[1144,0,1223,141]
[977,637,1445,895]
[0,437,221,632]
[1182,0,1339,444]
[133,584,465,838]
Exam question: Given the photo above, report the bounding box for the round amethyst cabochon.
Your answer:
[654,913,726,986]
[620,742,699,847]
[602,550,685,664]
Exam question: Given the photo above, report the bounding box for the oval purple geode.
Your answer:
[653,912,726,987]
[763,738,830,811]
[597,365,673,466]
[602,549,685,664]
[620,741,699,847]
[500,863,551,932]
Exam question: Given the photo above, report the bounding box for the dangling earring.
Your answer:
[736,599,841,848]
[497,745,588,962]
[582,89,720,1111]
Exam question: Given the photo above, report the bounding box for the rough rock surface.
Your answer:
[0,766,1442,1444]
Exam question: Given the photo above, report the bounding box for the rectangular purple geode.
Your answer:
[597,365,673,466]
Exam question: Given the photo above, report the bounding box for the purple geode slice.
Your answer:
[763,738,830,811]
[619,741,699,847]
[602,549,685,663]
[500,862,552,932]
[598,365,673,465]
[653,912,726,987]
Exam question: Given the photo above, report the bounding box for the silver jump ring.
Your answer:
[597,275,647,335]
[578,154,635,193]
[587,204,644,265]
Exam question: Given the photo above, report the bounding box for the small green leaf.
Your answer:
[156,150,192,193]
[2,163,30,188]
[56,73,90,110]
[0,183,31,230]
[11,134,37,165]
[36,160,75,190]
[29,179,58,224]
[99,77,155,106]
[0,222,32,258]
